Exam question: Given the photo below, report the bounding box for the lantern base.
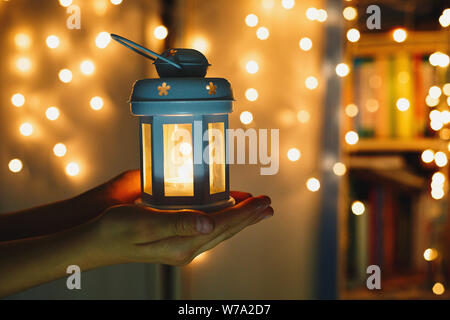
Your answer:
[138,197,235,213]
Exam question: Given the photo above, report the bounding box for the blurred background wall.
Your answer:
[0,0,332,299]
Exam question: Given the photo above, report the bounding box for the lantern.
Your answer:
[112,34,235,211]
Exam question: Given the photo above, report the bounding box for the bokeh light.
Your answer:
[305,76,318,90]
[58,69,73,83]
[336,63,350,77]
[392,28,407,43]
[80,60,95,75]
[396,98,410,111]
[343,6,357,21]
[421,149,435,163]
[245,88,258,101]
[45,106,60,121]
[256,27,269,40]
[154,25,168,40]
[246,60,259,74]
[281,0,295,10]
[345,104,359,117]
[423,248,438,261]
[297,110,310,123]
[46,35,60,49]
[240,111,253,125]
[345,131,359,145]
[53,143,67,157]
[95,31,111,49]
[306,178,320,192]
[66,162,80,177]
[14,33,31,49]
[19,122,33,136]
[287,148,301,162]
[346,28,360,42]
[245,14,258,27]
[432,282,445,295]
[8,159,23,173]
[299,37,312,51]
[90,96,104,110]
[11,93,25,107]
[16,57,32,72]
[351,201,365,215]
[333,162,347,176]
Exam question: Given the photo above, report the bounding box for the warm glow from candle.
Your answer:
[423,248,438,261]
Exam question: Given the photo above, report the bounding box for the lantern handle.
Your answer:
[110,34,182,70]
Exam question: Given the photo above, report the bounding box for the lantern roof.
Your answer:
[109,34,234,116]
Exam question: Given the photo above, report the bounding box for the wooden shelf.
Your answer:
[344,138,448,153]
[346,30,450,56]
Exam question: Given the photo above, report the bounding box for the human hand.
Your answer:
[91,192,273,266]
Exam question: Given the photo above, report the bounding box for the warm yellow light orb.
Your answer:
[421,149,435,163]
[245,14,258,27]
[431,188,445,200]
[345,131,359,145]
[281,0,295,10]
[8,159,23,173]
[392,28,407,43]
[425,95,439,107]
[16,57,32,72]
[287,148,301,162]
[110,0,123,5]
[95,32,111,49]
[58,69,73,83]
[429,86,442,99]
[306,178,320,192]
[299,37,312,51]
[246,60,259,74]
[59,0,73,7]
[433,172,446,185]
[262,0,274,10]
[345,104,359,117]
[46,106,60,121]
[179,142,192,156]
[90,96,104,110]
[245,88,258,101]
[66,162,80,177]
[240,111,253,125]
[351,201,365,215]
[15,33,31,49]
[333,162,347,176]
[432,282,445,295]
[306,7,318,21]
[346,28,360,42]
[256,27,269,40]
[443,83,450,96]
[297,110,310,123]
[11,93,25,107]
[80,60,95,75]
[305,76,318,90]
[154,25,168,40]
[336,63,350,77]
[53,143,67,157]
[19,122,33,136]
[316,9,327,22]
[396,98,410,111]
[434,151,448,168]
[424,248,438,261]
[46,35,60,49]
[439,12,450,27]
[343,6,357,21]
[429,52,450,67]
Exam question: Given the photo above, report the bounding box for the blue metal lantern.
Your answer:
[112,34,235,212]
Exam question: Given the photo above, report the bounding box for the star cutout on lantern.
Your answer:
[158,82,171,96]
[206,82,217,95]
[167,49,178,56]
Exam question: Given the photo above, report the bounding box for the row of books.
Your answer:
[345,175,436,287]
[343,53,447,139]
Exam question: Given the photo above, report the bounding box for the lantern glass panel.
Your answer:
[163,123,194,196]
[208,122,226,194]
[142,123,152,195]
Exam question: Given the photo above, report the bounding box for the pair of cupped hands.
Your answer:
[89,170,273,266]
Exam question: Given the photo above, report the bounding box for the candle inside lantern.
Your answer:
[164,123,194,196]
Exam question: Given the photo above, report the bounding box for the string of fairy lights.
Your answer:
[341,2,450,296]
[5,0,450,295]
[6,0,125,177]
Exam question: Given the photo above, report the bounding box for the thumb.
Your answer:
[149,211,215,240]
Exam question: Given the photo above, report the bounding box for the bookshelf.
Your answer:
[339,29,450,299]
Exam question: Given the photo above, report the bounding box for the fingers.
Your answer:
[136,209,215,244]
[104,170,141,204]
[230,191,253,204]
